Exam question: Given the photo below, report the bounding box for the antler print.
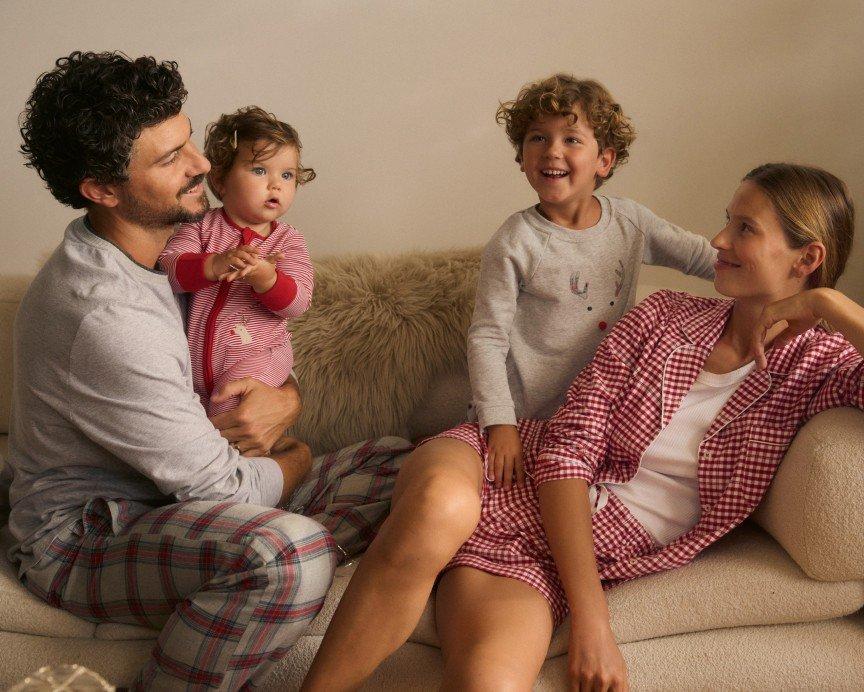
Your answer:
[570,272,589,298]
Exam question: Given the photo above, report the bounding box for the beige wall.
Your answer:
[1,0,862,300]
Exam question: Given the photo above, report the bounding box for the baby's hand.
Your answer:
[486,424,525,489]
[207,245,261,282]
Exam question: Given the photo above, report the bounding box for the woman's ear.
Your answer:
[794,241,826,280]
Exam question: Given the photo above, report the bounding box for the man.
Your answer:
[8,51,407,690]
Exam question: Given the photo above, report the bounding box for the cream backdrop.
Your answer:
[1,0,862,301]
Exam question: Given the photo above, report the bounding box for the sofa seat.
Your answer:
[3,473,862,652]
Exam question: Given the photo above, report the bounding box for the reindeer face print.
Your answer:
[570,259,627,331]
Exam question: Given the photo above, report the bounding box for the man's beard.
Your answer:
[119,176,210,229]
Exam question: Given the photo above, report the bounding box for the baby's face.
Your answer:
[216,140,299,233]
[520,107,614,221]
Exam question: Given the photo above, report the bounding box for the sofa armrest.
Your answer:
[752,407,864,582]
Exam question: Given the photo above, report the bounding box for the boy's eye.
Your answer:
[528,134,545,142]
[565,136,580,144]
[251,167,266,175]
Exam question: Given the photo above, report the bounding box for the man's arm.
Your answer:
[70,308,284,507]
[209,375,303,457]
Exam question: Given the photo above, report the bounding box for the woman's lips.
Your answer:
[715,258,740,270]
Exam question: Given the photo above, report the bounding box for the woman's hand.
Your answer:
[486,424,525,488]
[567,618,629,692]
[209,376,302,456]
[750,289,832,369]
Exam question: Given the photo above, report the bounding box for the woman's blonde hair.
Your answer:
[204,105,315,200]
[496,73,636,187]
[744,163,854,289]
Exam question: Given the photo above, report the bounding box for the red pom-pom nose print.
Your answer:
[598,321,607,331]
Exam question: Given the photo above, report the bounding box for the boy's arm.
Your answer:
[467,226,528,429]
[637,202,717,280]
[249,231,314,319]
[158,220,217,293]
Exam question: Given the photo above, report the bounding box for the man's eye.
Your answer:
[163,152,178,165]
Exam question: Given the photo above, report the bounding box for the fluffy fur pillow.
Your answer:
[288,248,480,454]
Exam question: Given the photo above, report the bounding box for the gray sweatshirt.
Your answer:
[467,196,717,429]
[6,217,283,570]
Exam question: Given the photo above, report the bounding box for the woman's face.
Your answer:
[711,181,809,302]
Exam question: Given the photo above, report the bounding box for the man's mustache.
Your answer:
[179,175,206,195]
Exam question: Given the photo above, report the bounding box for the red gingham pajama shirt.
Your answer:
[428,290,864,625]
[159,208,314,416]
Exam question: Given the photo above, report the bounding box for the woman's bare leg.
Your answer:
[302,438,484,691]
[436,567,554,691]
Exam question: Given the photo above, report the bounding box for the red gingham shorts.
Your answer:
[422,421,656,626]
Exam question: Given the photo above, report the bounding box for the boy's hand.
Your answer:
[486,424,525,489]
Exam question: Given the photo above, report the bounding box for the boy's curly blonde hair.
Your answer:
[496,74,636,187]
[204,105,315,200]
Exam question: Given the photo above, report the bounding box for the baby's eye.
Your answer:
[282,171,295,181]
[251,167,266,175]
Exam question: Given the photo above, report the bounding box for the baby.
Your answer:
[159,106,315,418]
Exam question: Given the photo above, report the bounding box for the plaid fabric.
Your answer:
[287,436,414,560]
[430,290,864,623]
[20,436,412,690]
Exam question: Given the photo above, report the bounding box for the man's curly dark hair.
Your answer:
[20,51,187,208]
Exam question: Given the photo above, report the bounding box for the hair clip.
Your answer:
[232,129,238,149]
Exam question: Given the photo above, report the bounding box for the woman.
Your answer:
[304,163,861,691]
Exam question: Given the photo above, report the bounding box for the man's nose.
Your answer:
[187,142,211,176]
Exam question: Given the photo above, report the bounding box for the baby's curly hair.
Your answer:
[497,74,636,186]
[205,106,315,199]
[20,51,187,208]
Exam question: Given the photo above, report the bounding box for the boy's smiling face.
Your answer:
[520,106,615,225]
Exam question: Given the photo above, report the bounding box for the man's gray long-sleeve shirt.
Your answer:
[6,217,283,570]
[467,196,717,429]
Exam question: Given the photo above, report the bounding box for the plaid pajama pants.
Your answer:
[20,436,412,691]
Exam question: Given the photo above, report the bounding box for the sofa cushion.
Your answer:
[288,249,480,455]
[0,526,97,639]
[754,407,864,582]
[307,523,864,658]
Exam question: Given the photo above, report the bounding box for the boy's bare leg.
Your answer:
[435,567,554,691]
[302,438,484,691]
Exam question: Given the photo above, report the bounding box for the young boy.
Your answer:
[470,73,716,488]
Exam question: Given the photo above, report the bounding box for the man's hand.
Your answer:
[486,424,525,489]
[210,376,302,457]
[270,436,313,505]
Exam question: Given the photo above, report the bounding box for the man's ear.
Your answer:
[596,147,616,179]
[79,178,121,208]
[794,241,827,280]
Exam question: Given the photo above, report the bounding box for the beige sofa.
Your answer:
[1,249,863,690]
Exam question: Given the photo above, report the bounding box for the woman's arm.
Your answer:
[752,288,864,367]
[539,479,629,691]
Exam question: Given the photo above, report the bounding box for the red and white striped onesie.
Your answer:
[159,208,313,415]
